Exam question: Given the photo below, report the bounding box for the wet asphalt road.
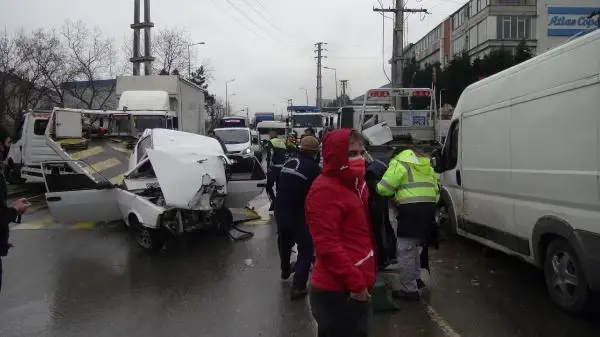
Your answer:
[1,192,600,337]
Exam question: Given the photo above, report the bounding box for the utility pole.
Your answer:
[374,2,428,109]
[130,0,155,75]
[340,80,349,106]
[314,42,327,108]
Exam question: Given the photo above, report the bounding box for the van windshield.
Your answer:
[215,129,250,144]
[258,127,286,136]
[134,116,167,133]
[292,114,322,127]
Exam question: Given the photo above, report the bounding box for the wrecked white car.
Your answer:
[41,108,266,251]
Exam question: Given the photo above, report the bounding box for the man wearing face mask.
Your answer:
[0,126,30,294]
[306,129,375,337]
[275,136,321,300]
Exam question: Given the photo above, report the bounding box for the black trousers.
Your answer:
[277,222,314,289]
[309,287,370,337]
[0,258,3,294]
[265,167,281,203]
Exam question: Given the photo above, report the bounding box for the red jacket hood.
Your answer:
[322,129,352,177]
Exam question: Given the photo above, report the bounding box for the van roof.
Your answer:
[456,29,600,118]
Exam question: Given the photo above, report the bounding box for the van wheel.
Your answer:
[437,197,457,235]
[544,239,590,312]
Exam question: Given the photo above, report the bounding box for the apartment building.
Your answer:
[403,0,598,67]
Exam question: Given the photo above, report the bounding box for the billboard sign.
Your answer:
[547,7,599,36]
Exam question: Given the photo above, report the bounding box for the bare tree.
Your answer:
[152,27,197,75]
[0,30,49,125]
[17,29,70,108]
[61,20,117,109]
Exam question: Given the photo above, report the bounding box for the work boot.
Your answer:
[281,261,296,280]
[392,290,420,302]
[290,287,308,300]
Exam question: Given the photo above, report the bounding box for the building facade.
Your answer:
[404,0,599,67]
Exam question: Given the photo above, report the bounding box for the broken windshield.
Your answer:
[215,129,250,144]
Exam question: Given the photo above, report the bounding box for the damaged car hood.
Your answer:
[146,149,227,210]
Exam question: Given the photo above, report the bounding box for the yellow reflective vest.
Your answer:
[376,150,439,205]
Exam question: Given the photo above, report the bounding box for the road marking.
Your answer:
[107,143,131,154]
[31,216,54,226]
[12,223,47,230]
[72,221,96,229]
[424,304,461,337]
[70,146,104,160]
[110,174,125,185]
[84,158,121,174]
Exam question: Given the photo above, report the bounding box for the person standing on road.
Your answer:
[275,136,321,300]
[306,129,375,337]
[376,147,439,301]
[0,126,29,294]
[265,130,288,211]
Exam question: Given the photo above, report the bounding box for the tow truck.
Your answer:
[40,108,266,251]
[335,87,444,160]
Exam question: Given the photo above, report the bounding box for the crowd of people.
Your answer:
[266,127,440,337]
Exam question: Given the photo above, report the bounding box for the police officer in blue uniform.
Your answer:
[275,136,321,300]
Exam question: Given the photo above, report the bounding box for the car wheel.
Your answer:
[133,220,166,252]
[212,208,234,235]
[544,238,590,312]
[4,160,23,185]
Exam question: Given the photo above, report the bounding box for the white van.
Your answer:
[434,29,600,312]
[214,127,257,159]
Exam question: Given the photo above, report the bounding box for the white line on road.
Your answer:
[424,304,461,337]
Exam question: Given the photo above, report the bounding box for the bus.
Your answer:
[219,116,248,128]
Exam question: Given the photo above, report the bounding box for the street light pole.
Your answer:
[324,67,338,106]
[225,78,235,115]
[187,42,205,78]
[299,87,309,105]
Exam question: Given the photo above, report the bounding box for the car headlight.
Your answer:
[243,147,252,154]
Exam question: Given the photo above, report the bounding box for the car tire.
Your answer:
[544,238,590,312]
[4,160,23,185]
[212,208,234,236]
[133,219,167,252]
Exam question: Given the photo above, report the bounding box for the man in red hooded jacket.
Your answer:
[305,129,375,337]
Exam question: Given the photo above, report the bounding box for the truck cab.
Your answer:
[5,111,62,184]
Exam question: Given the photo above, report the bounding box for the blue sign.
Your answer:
[413,116,427,126]
[287,106,321,113]
[547,7,599,36]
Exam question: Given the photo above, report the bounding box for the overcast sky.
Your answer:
[1,0,464,116]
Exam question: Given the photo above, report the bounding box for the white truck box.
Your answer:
[116,75,206,135]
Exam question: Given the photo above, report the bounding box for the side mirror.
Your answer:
[431,148,445,173]
[95,180,113,190]
[252,138,258,144]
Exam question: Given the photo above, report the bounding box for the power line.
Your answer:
[223,0,279,42]
[240,0,288,37]
[208,0,265,39]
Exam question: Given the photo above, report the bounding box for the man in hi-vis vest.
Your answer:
[376,147,439,301]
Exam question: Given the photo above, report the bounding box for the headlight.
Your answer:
[244,147,252,154]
